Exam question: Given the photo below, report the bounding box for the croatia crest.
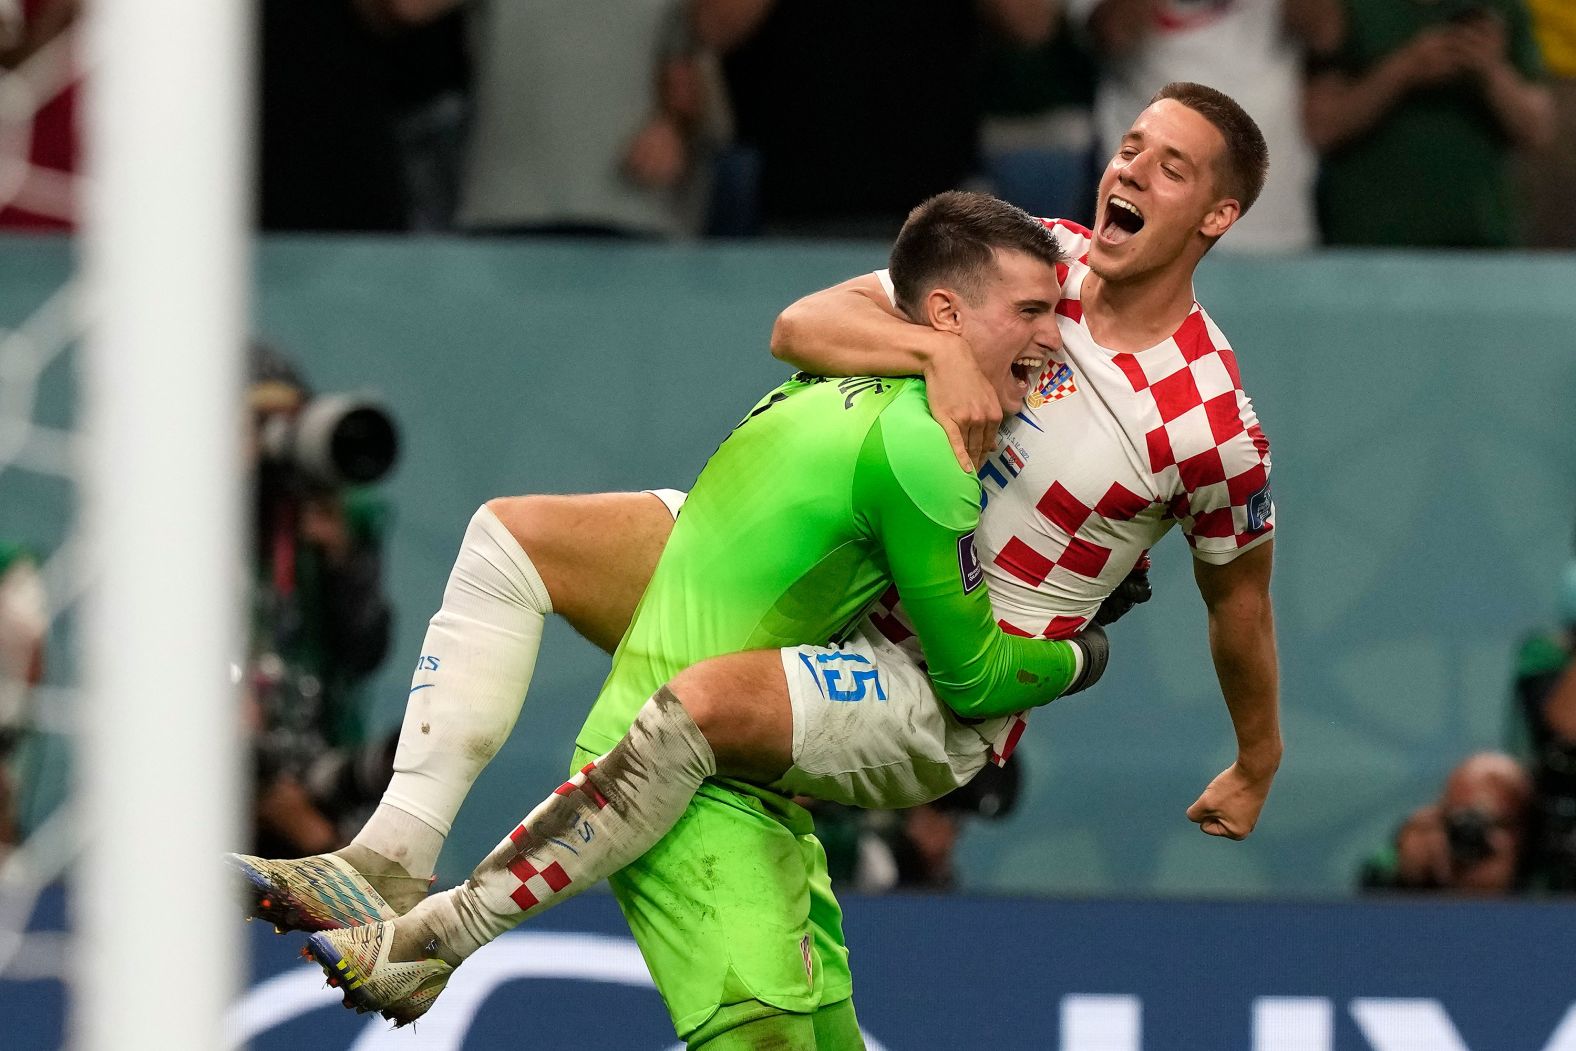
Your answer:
[1026,361,1077,407]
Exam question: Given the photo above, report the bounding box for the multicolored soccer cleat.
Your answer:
[227,851,403,934]
[302,921,454,1027]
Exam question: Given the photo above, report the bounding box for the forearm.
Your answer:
[925,605,1082,718]
[860,414,1082,718]
[1477,65,1556,150]
[1303,62,1414,152]
[1206,595,1282,776]
[772,282,951,378]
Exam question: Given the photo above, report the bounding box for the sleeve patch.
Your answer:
[958,530,984,594]
[1246,481,1273,532]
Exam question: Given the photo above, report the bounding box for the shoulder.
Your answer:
[1042,217,1094,260]
[862,384,980,531]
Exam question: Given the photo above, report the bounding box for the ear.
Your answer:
[1199,197,1241,240]
[922,288,965,333]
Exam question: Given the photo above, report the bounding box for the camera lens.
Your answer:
[328,406,399,485]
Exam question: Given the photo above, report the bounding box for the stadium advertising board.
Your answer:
[7,888,1574,1048]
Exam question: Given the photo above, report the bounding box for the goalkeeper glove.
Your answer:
[1093,556,1152,627]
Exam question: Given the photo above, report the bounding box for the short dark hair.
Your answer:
[889,191,1065,320]
[1151,82,1269,214]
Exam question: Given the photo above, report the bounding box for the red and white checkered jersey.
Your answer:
[868,217,1274,762]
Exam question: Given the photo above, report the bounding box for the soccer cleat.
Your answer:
[227,851,403,933]
[302,922,454,1027]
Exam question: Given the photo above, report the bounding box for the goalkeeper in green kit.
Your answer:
[297,192,1110,1048]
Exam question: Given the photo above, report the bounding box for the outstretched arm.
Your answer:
[772,275,1001,471]
[1186,541,1281,839]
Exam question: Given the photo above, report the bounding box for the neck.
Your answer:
[1081,256,1200,353]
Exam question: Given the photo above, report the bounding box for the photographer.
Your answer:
[1513,546,1576,890]
[1361,751,1532,894]
[247,347,399,856]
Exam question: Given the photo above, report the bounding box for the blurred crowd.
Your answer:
[0,0,1573,248]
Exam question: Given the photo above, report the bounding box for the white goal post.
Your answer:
[78,0,251,1046]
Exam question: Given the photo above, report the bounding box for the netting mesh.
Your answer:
[0,5,84,983]
[0,6,79,227]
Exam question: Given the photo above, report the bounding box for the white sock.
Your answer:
[354,505,551,879]
[407,688,715,961]
[347,804,444,881]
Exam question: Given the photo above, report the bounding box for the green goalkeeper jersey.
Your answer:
[575,373,1081,756]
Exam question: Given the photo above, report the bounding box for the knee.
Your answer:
[667,655,791,781]
[668,666,729,749]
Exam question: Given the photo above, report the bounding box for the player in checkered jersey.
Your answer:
[226,88,1276,1040]
[773,81,1281,841]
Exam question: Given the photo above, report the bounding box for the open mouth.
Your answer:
[1101,196,1145,245]
[1010,357,1042,390]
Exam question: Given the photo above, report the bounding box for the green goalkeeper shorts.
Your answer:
[571,747,854,1039]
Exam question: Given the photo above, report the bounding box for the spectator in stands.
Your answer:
[247,348,399,856]
[373,0,713,238]
[1305,0,1555,248]
[696,0,1059,238]
[1520,0,1576,246]
[1066,0,1331,252]
[978,12,1102,224]
[1512,544,1576,890]
[259,1,467,232]
[0,542,45,856]
[1360,751,1533,894]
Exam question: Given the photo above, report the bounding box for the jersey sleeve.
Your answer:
[1176,384,1275,565]
[853,392,1082,719]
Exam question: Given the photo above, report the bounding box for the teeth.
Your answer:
[1109,197,1142,220]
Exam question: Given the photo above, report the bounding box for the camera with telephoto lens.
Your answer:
[258,393,400,489]
[1444,807,1498,868]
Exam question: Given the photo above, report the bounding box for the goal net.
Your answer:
[0,1,250,1046]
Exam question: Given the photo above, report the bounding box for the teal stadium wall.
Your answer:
[1,235,1573,898]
